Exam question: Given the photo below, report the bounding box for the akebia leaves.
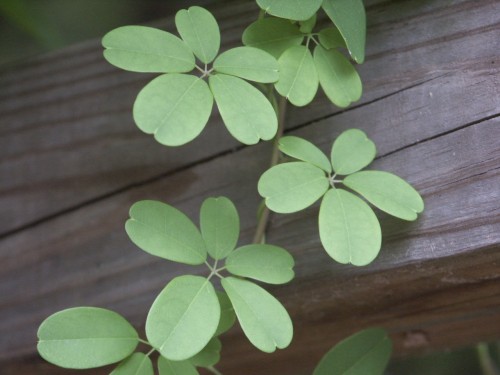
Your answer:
[331,129,376,175]
[111,353,153,375]
[215,291,237,336]
[256,0,323,21]
[279,135,331,173]
[158,356,199,375]
[188,337,222,367]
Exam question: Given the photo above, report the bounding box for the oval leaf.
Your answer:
[319,189,381,266]
[314,46,362,108]
[188,338,221,367]
[133,74,213,146]
[209,74,277,145]
[175,6,220,64]
[158,356,199,375]
[313,328,392,375]
[256,0,323,21]
[125,200,207,265]
[279,136,332,173]
[200,197,240,260]
[111,353,153,375]
[146,275,220,361]
[331,129,376,175]
[344,171,424,221]
[318,27,346,50]
[258,162,329,213]
[37,307,138,369]
[222,277,293,353]
[275,45,318,107]
[215,291,237,336]
[242,18,304,59]
[213,46,279,83]
[102,26,195,73]
[299,14,317,34]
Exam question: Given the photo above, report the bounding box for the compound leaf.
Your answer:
[175,6,220,64]
[111,353,153,375]
[222,277,293,353]
[126,200,207,265]
[279,136,332,173]
[258,162,329,213]
[188,337,221,367]
[313,328,392,375]
[225,244,294,284]
[146,276,220,361]
[344,171,424,221]
[331,129,376,175]
[214,46,279,83]
[158,356,199,375]
[209,74,277,145]
[133,74,213,146]
[102,26,195,73]
[256,0,323,21]
[319,189,381,266]
[314,46,362,108]
[215,291,237,336]
[37,307,138,369]
[318,27,345,50]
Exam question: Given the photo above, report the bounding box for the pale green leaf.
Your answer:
[299,14,317,34]
[200,197,240,260]
[111,353,153,375]
[188,338,221,367]
[318,27,345,50]
[133,74,213,146]
[225,244,294,284]
[256,0,323,21]
[215,291,237,336]
[222,277,293,353]
[158,356,199,375]
[102,26,195,73]
[319,189,381,266]
[125,200,207,265]
[322,0,366,63]
[242,18,304,59]
[314,46,362,108]
[213,46,279,83]
[313,328,392,375]
[331,129,376,175]
[275,45,318,107]
[344,171,424,221]
[146,276,220,361]
[37,307,138,369]
[175,6,220,64]
[279,136,331,173]
[258,162,329,213]
[209,74,277,145]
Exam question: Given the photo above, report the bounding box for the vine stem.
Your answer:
[477,343,500,375]
[207,365,224,375]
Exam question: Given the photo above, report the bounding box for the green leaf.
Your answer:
[314,46,362,108]
[111,353,153,375]
[275,45,318,107]
[37,307,138,369]
[146,275,220,361]
[125,200,207,265]
[188,338,221,367]
[200,197,240,260]
[299,14,317,34]
[222,277,293,353]
[175,6,220,64]
[256,0,323,21]
[158,356,199,375]
[213,46,279,83]
[242,18,304,59]
[209,74,277,145]
[279,136,332,173]
[318,27,346,50]
[102,26,195,73]
[258,162,329,213]
[344,171,424,221]
[133,74,213,146]
[215,291,237,336]
[331,129,376,175]
[322,0,366,63]
[319,189,381,266]
[225,244,294,284]
[313,328,392,375]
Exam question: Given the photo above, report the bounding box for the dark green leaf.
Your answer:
[256,0,323,21]
[158,356,199,375]
[188,338,221,367]
[215,291,237,336]
[279,136,332,173]
[111,353,153,375]
[318,27,345,50]
[331,129,376,175]
[299,14,317,34]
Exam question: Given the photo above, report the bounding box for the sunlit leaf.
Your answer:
[331,129,376,175]
[125,200,207,265]
[213,46,279,83]
[313,328,392,375]
[299,14,317,34]
[225,244,294,284]
[314,46,362,108]
[215,291,237,336]
[279,136,332,173]
[319,189,381,266]
[188,338,221,367]
[256,0,323,21]
[133,74,213,146]
[102,26,195,73]
[146,276,220,361]
[111,353,153,375]
[222,277,293,353]
[318,27,346,50]
[175,6,220,64]
[344,171,424,221]
[37,307,138,369]
[158,356,199,375]
[209,74,277,145]
[258,162,329,213]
